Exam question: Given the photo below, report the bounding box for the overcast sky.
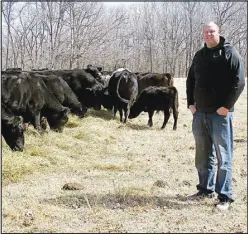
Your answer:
[103,2,143,7]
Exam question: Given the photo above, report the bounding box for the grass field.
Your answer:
[2,78,247,233]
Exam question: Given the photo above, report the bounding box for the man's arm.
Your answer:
[223,48,245,110]
[186,61,196,110]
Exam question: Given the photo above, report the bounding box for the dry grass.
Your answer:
[2,78,247,233]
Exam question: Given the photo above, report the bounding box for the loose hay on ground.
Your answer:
[2,78,247,233]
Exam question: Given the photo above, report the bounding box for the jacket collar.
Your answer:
[204,36,225,51]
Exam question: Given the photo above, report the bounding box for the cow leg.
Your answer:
[161,109,170,129]
[119,108,123,122]
[172,108,179,130]
[33,112,41,131]
[148,110,154,127]
[123,105,130,123]
[113,105,118,118]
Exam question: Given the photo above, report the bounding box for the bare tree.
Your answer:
[2,1,17,68]
[39,1,67,69]
[2,2,246,76]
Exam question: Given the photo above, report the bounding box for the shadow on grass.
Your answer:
[42,193,201,210]
[126,123,150,130]
[127,121,168,131]
[87,109,114,121]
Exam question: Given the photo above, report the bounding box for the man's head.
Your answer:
[203,21,221,48]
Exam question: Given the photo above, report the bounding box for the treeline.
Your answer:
[2,1,247,77]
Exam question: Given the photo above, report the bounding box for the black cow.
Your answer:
[50,69,107,111]
[99,75,115,111]
[2,104,24,151]
[108,68,138,123]
[6,68,22,71]
[25,67,106,113]
[101,90,114,111]
[30,72,87,118]
[136,72,174,94]
[85,64,104,84]
[2,71,70,133]
[128,86,179,130]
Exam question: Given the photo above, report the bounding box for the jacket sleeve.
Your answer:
[186,54,197,108]
[223,48,245,110]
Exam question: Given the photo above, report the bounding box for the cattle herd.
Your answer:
[1,65,179,152]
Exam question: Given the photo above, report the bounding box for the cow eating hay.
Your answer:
[128,86,179,130]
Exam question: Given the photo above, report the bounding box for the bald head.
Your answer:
[203,21,221,48]
[203,21,220,32]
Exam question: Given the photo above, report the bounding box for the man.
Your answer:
[186,21,245,210]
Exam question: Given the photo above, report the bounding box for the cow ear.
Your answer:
[97,67,102,72]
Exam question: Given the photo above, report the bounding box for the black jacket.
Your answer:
[186,36,245,113]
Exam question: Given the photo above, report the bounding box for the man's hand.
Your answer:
[217,107,229,116]
[189,105,196,115]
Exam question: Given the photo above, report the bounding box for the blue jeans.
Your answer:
[192,111,234,202]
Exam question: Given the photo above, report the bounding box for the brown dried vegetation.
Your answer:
[2,78,247,233]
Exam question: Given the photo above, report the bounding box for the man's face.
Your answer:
[203,24,220,48]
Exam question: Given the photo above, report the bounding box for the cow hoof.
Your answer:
[24,123,29,131]
[41,117,48,130]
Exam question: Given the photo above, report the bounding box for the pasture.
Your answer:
[2,78,247,233]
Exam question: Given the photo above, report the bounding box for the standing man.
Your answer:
[186,21,245,210]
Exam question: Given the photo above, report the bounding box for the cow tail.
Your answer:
[116,72,129,103]
[171,86,179,111]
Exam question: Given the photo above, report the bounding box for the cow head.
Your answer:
[84,86,105,111]
[101,90,115,111]
[128,102,142,119]
[71,105,88,118]
[46,107,70,133]
[85,64,103,79]
[2,116,24,151]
